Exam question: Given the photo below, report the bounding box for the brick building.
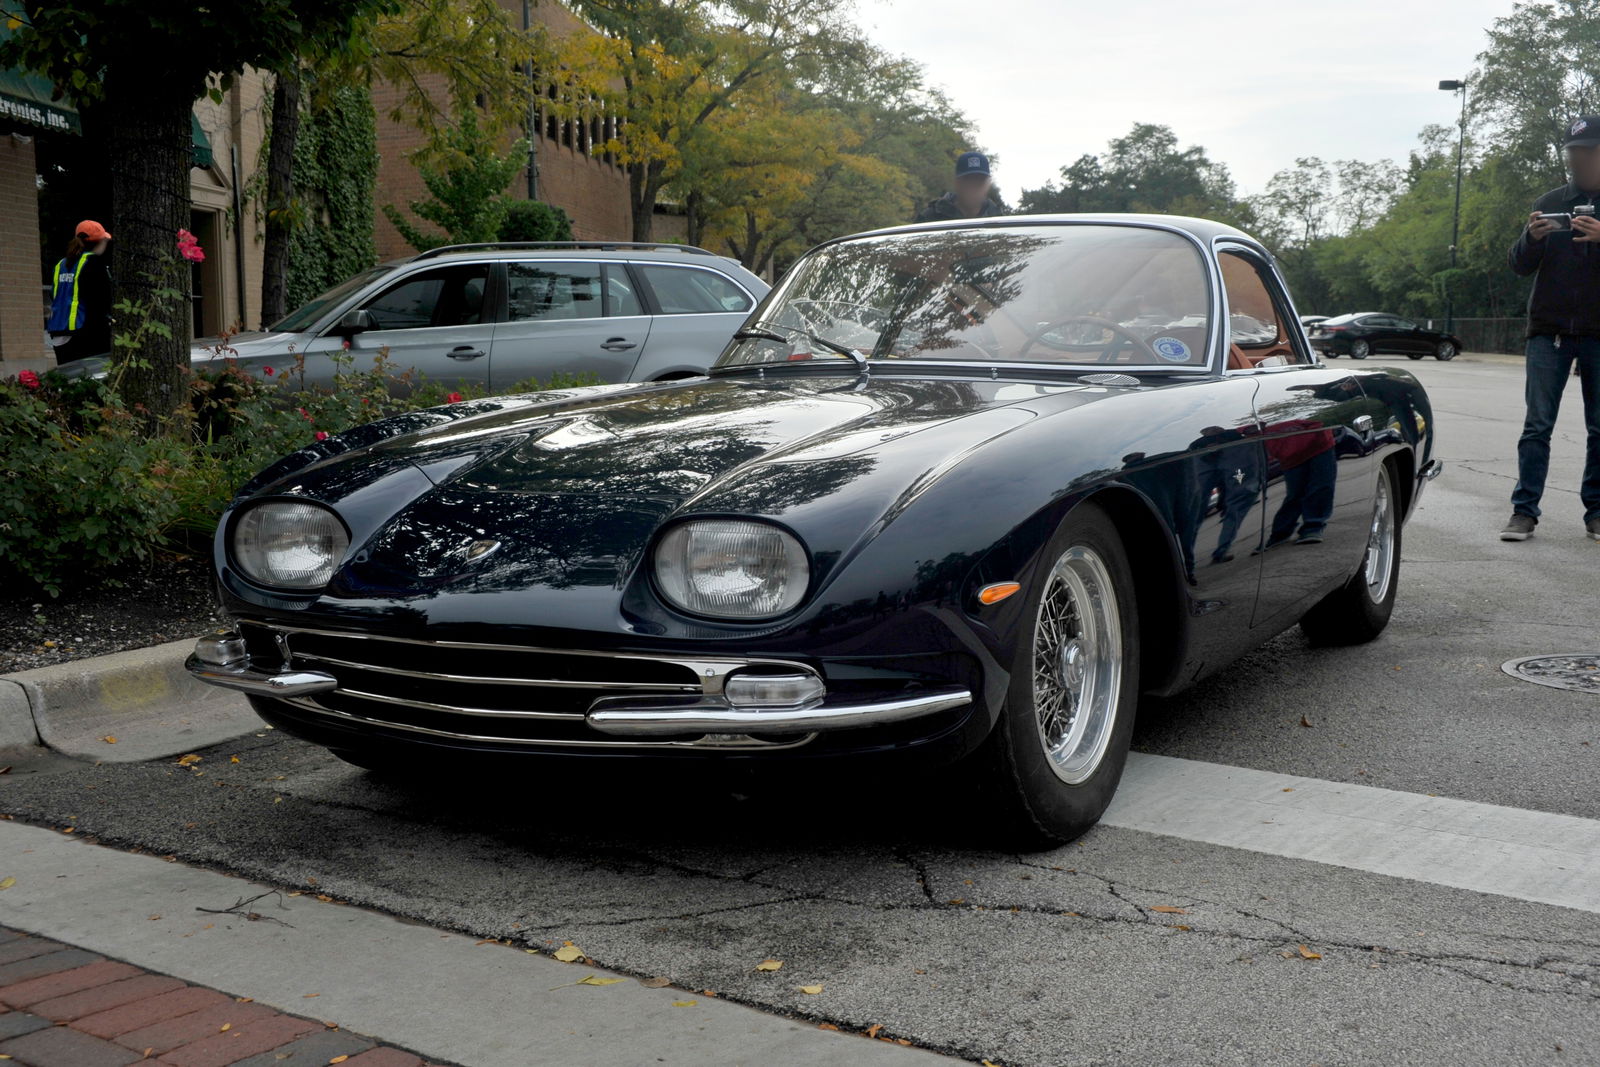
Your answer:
[372,0,635,259]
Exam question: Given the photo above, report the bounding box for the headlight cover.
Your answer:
[232,501,349,590]
[654,520,809,619]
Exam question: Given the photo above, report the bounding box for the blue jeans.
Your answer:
[1511,334,1600,522]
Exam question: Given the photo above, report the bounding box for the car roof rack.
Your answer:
[411,241,719,260]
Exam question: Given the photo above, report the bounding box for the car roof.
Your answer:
[846,212,1268,250]
[398,242,742,268]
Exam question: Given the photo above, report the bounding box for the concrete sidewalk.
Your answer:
[0,821,955,1066]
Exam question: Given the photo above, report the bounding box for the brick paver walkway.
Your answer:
[0,927,447,1066]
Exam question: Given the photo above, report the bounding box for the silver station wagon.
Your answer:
[70,242,770,391]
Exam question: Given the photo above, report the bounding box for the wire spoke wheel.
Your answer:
[1031,545,1123,785]
[1363,468,1396,603]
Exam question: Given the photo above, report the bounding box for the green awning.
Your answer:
[190,112,213,168]
[0,62,80,134]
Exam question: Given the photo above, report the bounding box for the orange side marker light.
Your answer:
[978,582,1022,605]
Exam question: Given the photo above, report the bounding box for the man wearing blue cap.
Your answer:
[916,151,1005,222]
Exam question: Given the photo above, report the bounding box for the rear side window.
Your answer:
[363,265,488,330]
[636,264,752,314]
[508,262,604,321]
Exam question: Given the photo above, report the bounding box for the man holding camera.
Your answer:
[1501,115,1600,541]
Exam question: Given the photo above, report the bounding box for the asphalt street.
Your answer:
[2,354,1597,1066]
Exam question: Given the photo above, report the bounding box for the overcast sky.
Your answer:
[854,0,1519,198]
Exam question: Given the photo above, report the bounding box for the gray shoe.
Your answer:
[1500,513,1536,541]
[1587,517,1600,541]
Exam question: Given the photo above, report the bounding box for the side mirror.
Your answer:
[336,308,374,336]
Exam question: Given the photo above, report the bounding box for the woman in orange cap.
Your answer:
[47,219,113,365]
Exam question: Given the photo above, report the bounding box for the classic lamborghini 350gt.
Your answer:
[188,215,1440,845]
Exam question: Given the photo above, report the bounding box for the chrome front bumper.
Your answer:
[186,633,972,738]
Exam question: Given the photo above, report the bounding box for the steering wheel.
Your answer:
[1017,315,1162,364]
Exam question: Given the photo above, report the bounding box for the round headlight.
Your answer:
[654,520,809,619]
[232,501,349,590]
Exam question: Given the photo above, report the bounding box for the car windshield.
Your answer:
[270,266,393,333]
[717,225,1213,370]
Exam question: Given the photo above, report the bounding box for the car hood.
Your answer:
[191,331,303,362]
[247,373,1119,626]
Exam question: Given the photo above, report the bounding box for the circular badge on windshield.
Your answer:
[1152,336,1192,363]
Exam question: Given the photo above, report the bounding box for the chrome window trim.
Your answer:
[1213,238,1320,375]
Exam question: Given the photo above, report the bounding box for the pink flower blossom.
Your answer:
[446,391,463,403]
[17,369,40,391]
[263,366,274,376]
[297,407,312,421]
[176,228,206,263]
[341,340,351,350]
[314,431,329,442]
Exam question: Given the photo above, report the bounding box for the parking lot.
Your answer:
[2,353,1596,1066]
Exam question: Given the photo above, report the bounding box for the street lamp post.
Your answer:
[1438,78,1468,335]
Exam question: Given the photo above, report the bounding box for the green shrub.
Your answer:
[499,200,574,243]
[0,357,604,598]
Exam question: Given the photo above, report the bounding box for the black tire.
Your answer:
[971,503,1141,849]
[1434,341,1457,361]
[1407,353,1425,361]
[1300,463,1400,646]
[1349,339,1371,359]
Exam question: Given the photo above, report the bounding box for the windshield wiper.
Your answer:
[735,325,867,369]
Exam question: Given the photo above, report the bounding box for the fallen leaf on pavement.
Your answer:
[641,977,672,988]
[576,976,627,987]
[865,1024,883,1039]
[671,1000,697,1008]
[148,915,160,921]
[235,997,252,1003]
[755,959,783,972]
[176,754,202,766]
[818,1023,839,1031]
[330,1057,350,1064]
[1149,906,1188,914]
[101,736,117,744]
[800,984,824,995]
[1298,944,1323,960]
[1300,714,1313,728]
[219,1024,231,1032]
[229,756,240,764]
[553,944,585,963]
[0,877,14,890]
[303,993,320,998]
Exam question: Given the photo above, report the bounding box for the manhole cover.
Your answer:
[1501,653,1600,694]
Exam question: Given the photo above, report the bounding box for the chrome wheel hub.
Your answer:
[1032,545,1122,785]
[1363,471,1395,603]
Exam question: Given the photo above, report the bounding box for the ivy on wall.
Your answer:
[284,84,379,311]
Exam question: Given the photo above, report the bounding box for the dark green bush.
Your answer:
[499,200,574,243]
[1,357,602,597]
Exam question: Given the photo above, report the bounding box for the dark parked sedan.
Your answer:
[1309,312,1462,360]
[186,215,1440,847]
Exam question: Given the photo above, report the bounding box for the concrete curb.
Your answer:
[0,638,263,763]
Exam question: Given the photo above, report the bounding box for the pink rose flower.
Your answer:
[263,366,274,376]
[176,229,206,263]
[314,431,329,442]
[18,369,40,391]
[446,391,463,403]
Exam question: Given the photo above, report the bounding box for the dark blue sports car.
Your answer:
[187,215,1440,846]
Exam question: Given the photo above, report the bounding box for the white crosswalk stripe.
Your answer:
[1104,753,1600,913]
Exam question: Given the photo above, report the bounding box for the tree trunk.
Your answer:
[260,67,302,328]
[628,159,664,242]
[105,69,194,425]
[685,189,702,247]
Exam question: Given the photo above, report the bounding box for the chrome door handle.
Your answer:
[1353,414,1373,432]
[600,337,637,351]
[448,346,486,361]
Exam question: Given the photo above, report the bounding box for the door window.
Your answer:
[636,264,753,314]
[362,265,488,330]
[605,265,645,316]
[507,262,604,321]
[1219,250,1311,368]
